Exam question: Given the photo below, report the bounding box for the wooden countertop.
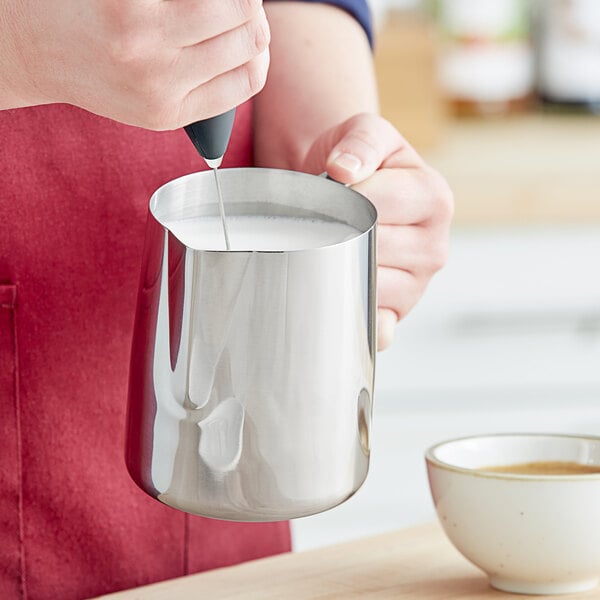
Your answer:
[93,521,599,599]
[423,114,600,226]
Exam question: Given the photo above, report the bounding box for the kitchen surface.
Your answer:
[293,0,600,553]
[97,521,600,599]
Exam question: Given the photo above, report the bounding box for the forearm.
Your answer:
[254,1,378,171]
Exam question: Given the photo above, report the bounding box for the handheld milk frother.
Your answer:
[184,109,235,249]
[184,109,235,169]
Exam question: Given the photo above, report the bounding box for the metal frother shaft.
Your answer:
[184,109,236,249]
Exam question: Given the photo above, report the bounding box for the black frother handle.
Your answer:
[184,108,236,162]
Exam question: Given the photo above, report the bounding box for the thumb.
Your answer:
[325,113,401,185]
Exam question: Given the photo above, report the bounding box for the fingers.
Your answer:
[377,224,448,275]
[378,308,398,352]
[164,9,270,112]
[378,266,425,322]
[353,166,453,227]
[325,113,425,184]
[176,48,269,128]
[376,219,449,353]
[303,112,453,352]
[163,0,264,48]
[376,266,424,350]
[170,8,270,93]
[160,2,270,127]
[9,0,271,130]
[98,0,270,129]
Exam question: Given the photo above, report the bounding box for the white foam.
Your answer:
[163,215,361,251]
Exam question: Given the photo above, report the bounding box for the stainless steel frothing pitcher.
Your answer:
[126,168,377,521]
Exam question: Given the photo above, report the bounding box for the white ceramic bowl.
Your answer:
[426,433,600,595]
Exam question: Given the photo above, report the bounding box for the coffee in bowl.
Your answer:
[483,460,600,475]
[426,433,600,595]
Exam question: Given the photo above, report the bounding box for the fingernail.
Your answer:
[332,152,362,173]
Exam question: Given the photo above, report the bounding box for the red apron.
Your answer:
[0,102,290,600]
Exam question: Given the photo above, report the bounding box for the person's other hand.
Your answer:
[0,0,270,129]
[303,113,454,351]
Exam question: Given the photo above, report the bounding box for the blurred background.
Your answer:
[293,0,600,550]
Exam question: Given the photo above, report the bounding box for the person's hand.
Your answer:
[0,0,270,129]
[303,113,454,351]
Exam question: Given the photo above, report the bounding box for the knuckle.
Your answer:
[423,228,450,274]
[106,24,148,66]
[388,297,410,323]
[345,129,381,155]
[235,0,263,20]
[341,114,396,158]
[240,51,269,97]
[429,242,449,274]
[248,13,270,55]
[427,166,455,222]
